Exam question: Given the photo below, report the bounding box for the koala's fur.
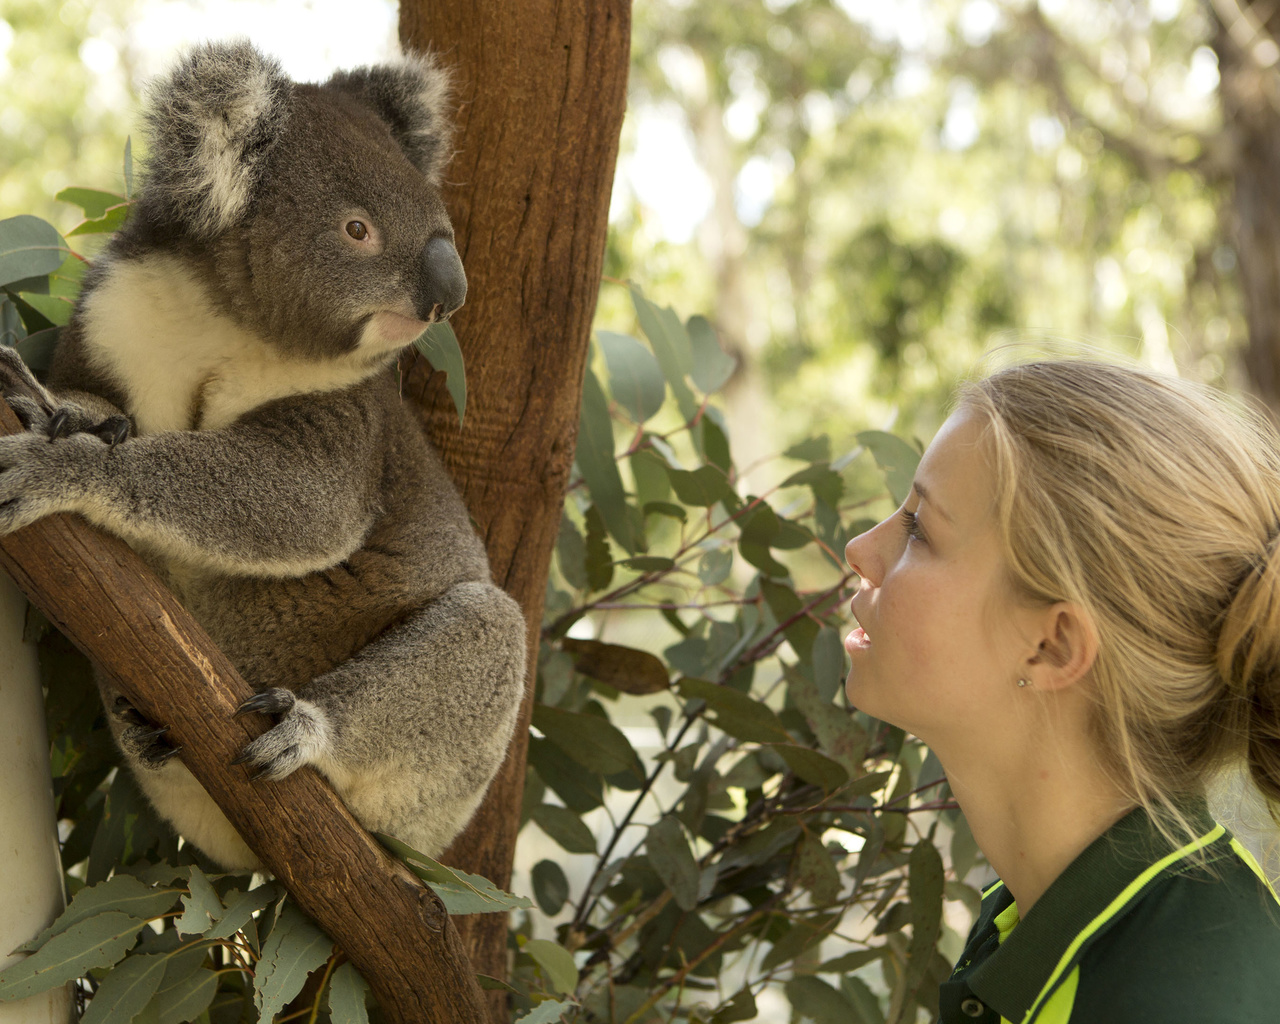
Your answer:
[0,40,527,870]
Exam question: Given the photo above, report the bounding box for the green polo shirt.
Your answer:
[939,803,1280,1023]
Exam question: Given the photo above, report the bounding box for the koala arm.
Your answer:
[0,389,381,577]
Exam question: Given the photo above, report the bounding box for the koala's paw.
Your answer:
[6,394,131,446]
[113,695,183,769]
[0,344,52,406]
[232,688,332,782]
[0,429,90,534]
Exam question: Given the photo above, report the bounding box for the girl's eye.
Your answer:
[899,507,926,543]
[346,220,369,240]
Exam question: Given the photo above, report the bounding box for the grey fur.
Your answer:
[0,41,525,871]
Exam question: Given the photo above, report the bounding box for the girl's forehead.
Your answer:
[916,408,996,528]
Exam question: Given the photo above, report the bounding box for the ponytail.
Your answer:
[1219,533,1280,814]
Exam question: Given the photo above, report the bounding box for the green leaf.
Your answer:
[67,205,128,236]
[761,912,839,971]
[527,737,604,812]
[136,950,218,1024]
[531,859,570,916]
[701,411,732,472]
[631,285,698,422]
[677,677,792,744]
[785,666,866,773]
[712,986,758,1024]
[0,216,67,287]
[785,975,857,1024]
[557,514,588,590]
[561,638,670,695]
[583,503,615,592]
[523,939,578,996]
[82,952,168,1024]
[123,137,133,197]
[818,946,886,974]
[795,832,843,905]
[175,865,222,936]
[531,804,597,854]
[328,962,370,1024]
[842,975,887,1024]
[514,999,574,1024]
[688,314,735,393]
[784,436,831,462]
[205,883,280,940]
[698,546,733,585]
[739,539,790,577]
[951,811,980,882]
[642,499,685,522]
[15,327,60,377]
[646,815,700,911]
[812,626,847,703]
[0,912,145,1001]
[15,290,72,325]
[377,834,534,913]
[21,875,181,952]
[57,186,126,220]
[856,430,920,506]
[767,743,849,793]
[620,555,675,572]
[598,330,665,423]
[891,840,946,1021]
[576,365,635,552]
[533,705,640,775]
[253,904,333,1022]
[413,321,467,427]
[665,464,736,507]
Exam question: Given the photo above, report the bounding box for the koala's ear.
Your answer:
[324,51,454,185]
[142,40,292,238]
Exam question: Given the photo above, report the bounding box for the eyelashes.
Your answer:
[898,506,926,543]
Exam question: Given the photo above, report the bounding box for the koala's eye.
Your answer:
[345,220,369,241]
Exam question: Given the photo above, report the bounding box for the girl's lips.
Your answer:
[845,626,870,652]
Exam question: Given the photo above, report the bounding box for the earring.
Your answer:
[1017,678,1030,688]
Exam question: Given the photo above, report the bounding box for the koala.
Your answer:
[0,40,527,871]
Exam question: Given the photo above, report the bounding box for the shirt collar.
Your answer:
[967,800,1225,1022]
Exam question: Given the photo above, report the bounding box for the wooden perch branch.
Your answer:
[0,400,487,1024]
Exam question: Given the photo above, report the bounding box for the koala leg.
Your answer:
[98,678,261,870]
[233,580,527,858]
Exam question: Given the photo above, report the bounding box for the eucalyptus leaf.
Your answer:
[557,514,588,590]
[561,638,670,695]
[786,975,857,1024]
[783,436,832,462]
[21,875,181,952]
[768,743,849,792]
[135,947,218,1024]
[0,216,67,287]
[0,912,145,1001]
[645,815,700,911]
[795,832,843,905]
[677,677,791,744]
[81,952,168,1024]
[56,186,126,220]
[533,704,640,775]
[175,865,222,936]
[523,939,578,996]
[630,285,698,422]
[531,859,570,916]
[531,804,597,854]
[665,464,736,507]
[856,430,920,506]
[513,998,574,1024]
[576,365,635,552]
[698,546,733,585]
[598,330,665,423]
[687,314,735,393]
[377,834,534,913]
[413,320,467,427]
[253,904,333,1022]
[328,962,370,1024]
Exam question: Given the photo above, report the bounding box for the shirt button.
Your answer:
[960,997,986,1018]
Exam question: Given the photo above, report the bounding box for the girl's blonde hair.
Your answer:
[959,360,1280,836]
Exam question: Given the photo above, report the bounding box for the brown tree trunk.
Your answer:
[0,403,487,1024]
[1213,0,1280,414]
[397,0,632,1012]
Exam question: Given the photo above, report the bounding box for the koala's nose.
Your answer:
[419,236,467,320]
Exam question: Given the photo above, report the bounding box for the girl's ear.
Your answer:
[1024,601,1098,691]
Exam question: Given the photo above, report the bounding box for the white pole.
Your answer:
[0,573,73,1024]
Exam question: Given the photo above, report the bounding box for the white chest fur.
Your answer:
[79,255,388,435]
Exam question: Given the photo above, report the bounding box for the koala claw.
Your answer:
[47,408,72,441]
[234,688,297,718]
[233,690,330,783]
[112,697,182,769]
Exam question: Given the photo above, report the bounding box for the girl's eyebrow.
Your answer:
[912,481,953,524]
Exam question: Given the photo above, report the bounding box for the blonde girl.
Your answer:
[844,360,1280,1023]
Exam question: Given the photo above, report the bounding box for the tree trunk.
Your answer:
[0,401,487,1024]
[1212,0,1280,414]
[397,0,632,1010]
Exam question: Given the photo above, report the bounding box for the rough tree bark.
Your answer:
[0,405,487,1024]
[397,0,632,1010]
[1212,0,1280,415]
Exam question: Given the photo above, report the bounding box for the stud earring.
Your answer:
[1017,678,1031,688]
